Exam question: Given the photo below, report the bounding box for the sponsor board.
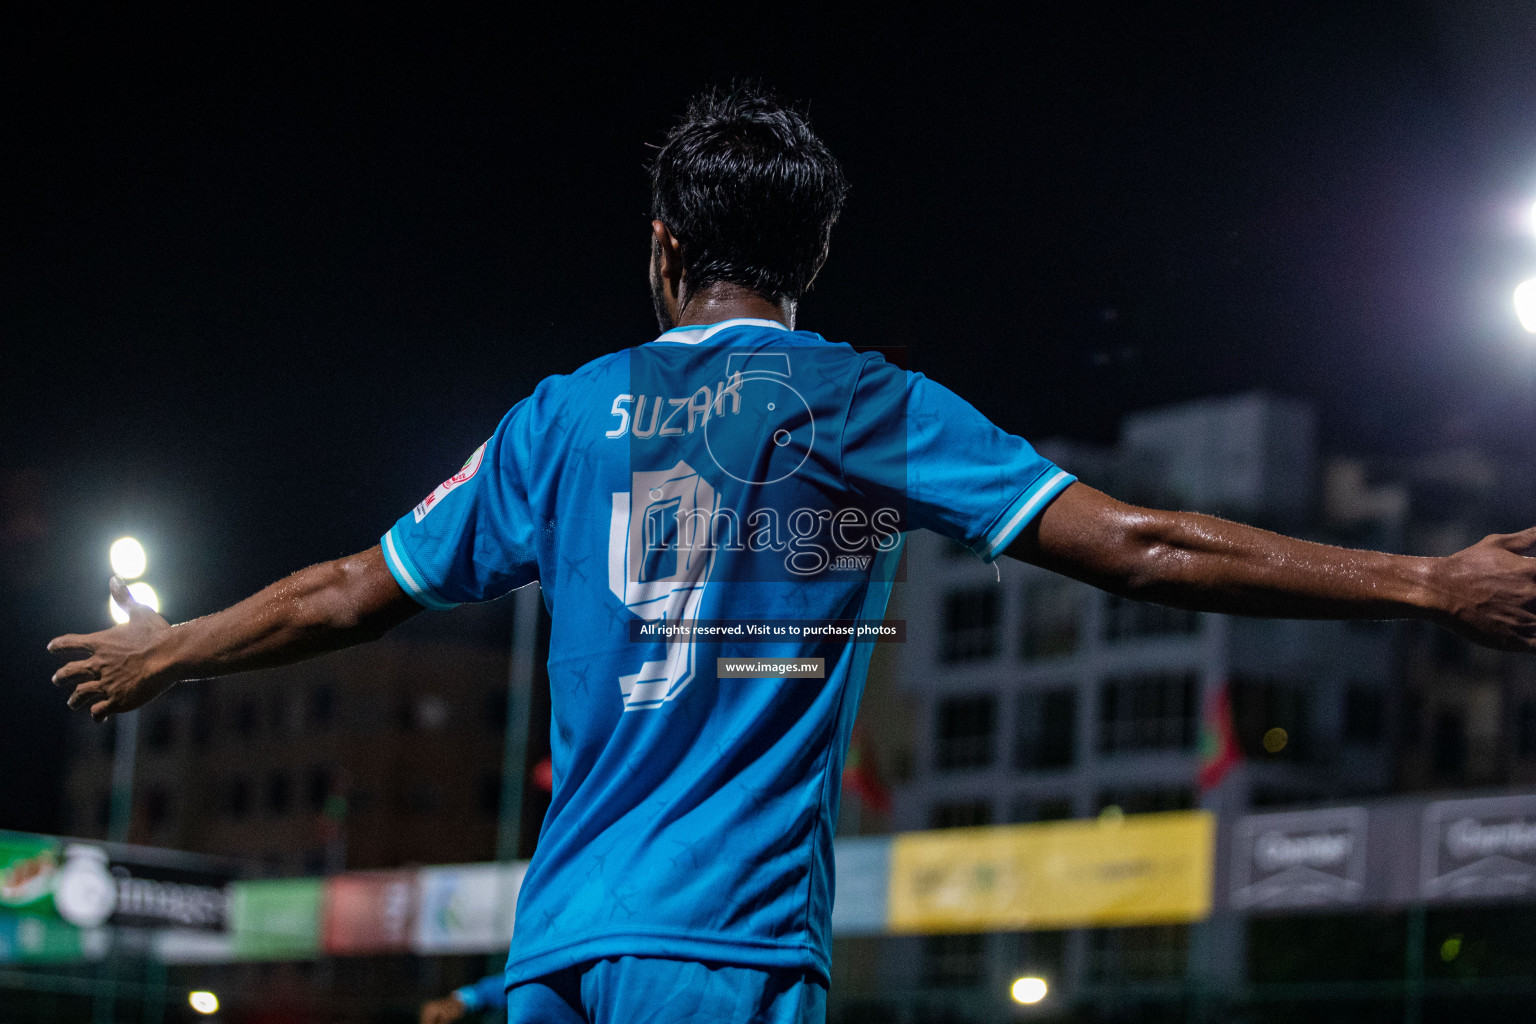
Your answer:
[414,862,526,954]
[0,831,232,931]
[0,912,99,963]
[0,834,59,916]
[1421,794,1536,902]
[229,879,324,960]
[831,838,891,936]
[322,871,419,954]
[1230,807,1369,910]
[888,811,1214,933]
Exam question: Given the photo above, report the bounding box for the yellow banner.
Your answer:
[887,810,1213,933]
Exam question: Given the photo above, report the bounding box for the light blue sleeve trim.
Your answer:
[977,468,1076,563]
[381,527,459,610]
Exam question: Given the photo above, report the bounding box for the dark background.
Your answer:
[4,2,1536,832]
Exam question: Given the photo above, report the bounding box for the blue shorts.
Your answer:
[503,957,827,1024]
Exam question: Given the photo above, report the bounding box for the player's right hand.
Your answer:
[419,994,469,1024]
[47,575,176,723]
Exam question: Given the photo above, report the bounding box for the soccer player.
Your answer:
[49,86,1536,1023]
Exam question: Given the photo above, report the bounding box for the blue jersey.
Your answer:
[381,318,1074,985]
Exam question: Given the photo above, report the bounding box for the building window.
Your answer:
[309,684,336,731]
[1009,929,1068,988]
[143,713,176,752]
[226,777,252,819]
[1343,685,1384,745]
[1433,630,1472,668]
[1103,594,1199,643]
[1098,673,1197,754]
[1097,788,1195,815]
[1251,786,1319,808]
[266,772,291,817]
[1087,925,1189,983]
[401,781,442,816]
[267,691,290,737]
[935,695,998,771]
[143,788,171,832]
[924,933,987,988]
[485,690,509,730]
[233,699,259,740]
[930,800,993,830]
[1015,690,1076,770]
[190,691,214,749]
[478,772,502,816]
[1020,577,1082,660]
[1009,797,1073,823]
[1518,701,1536,758]
[305,767,332,813]
[1401,691,1424,749]
[941,587,1000,663]
[1432,707,1468,780]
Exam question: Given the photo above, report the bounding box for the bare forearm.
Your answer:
[1034,500,1438,620]
[149,546,419,681]
[50,545,421,721]
[1013,482,1536,650]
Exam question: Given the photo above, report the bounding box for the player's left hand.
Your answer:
[47,576,176,722]
[419,995,469,1024]
[1434,526,1536,651]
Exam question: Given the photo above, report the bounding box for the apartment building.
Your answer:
[877,393,1402,1003]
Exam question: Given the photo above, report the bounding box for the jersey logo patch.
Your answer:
[414,442,487,522]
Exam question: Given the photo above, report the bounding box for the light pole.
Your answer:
[106,537,158,845]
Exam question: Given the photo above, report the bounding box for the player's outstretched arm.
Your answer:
[47,545,420,722]
[1006,482,1536,652]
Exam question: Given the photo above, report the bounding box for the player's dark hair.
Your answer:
[651,84,849,306]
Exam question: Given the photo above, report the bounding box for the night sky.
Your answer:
[5,4,1536,831]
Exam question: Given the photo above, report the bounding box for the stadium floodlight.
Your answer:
[109,537,147,579]
[1516,278,1536,333]
[1010,976,1048,1005]
[109,582,161,625]
[188,990,219,1014]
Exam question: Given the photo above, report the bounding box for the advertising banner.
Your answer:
[0,912,91,963]
[0,833,59,917]
[230,879,324,960]
[887,811,1213,933]
[0,831,232,931]
[1420,794,1536,903]
[1228,806,1370,911]
[1219,792,1536,914]
[322,871,419,954]
[413,862,525,954]
[831,837,890,936]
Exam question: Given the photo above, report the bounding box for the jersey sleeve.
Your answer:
[841,355,1075,562]
[380,397,541,608]
[453,973,508,1012]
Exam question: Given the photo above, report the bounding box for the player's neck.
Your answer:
[674,282,795,330]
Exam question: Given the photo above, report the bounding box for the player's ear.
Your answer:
[804,240,831,293]
[651,220,684,284]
